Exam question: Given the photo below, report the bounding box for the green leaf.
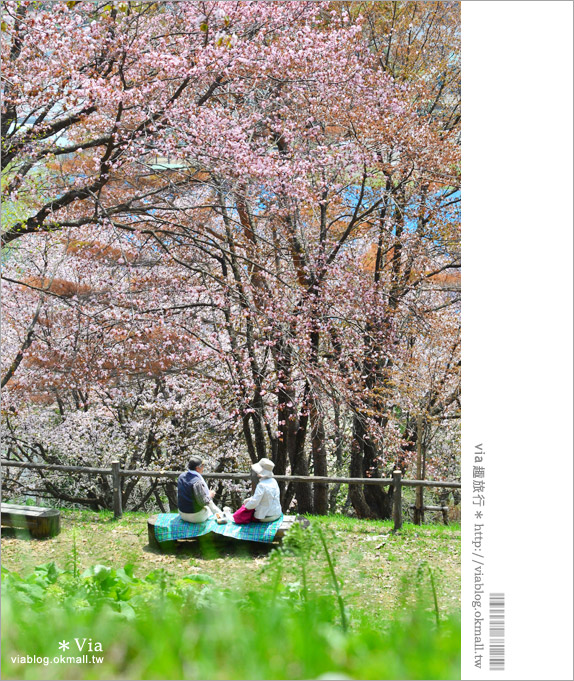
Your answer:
[33,562,63,584]
[15,582,46,602]
[117,601,136,620]
[81,564,112,581]
[116,564,138,584]
[182,574,215,584]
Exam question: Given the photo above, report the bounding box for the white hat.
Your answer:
[252,458,275,478]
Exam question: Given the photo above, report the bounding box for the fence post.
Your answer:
[111,461,122,520]
[392,470,402,532]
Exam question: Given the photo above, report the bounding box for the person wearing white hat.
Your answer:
[233,458,282,523]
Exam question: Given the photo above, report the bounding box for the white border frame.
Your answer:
[462,2,573,679]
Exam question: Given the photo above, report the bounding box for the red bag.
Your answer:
[232,505,255,524]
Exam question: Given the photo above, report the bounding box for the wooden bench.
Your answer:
[147,514,304,552]
[1,503,61,538]
[408,503,450,524]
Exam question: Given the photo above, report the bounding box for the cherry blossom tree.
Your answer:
[1,1,460,517]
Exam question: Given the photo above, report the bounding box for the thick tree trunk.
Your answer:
[349,414,375,518]
[290,404,313,513]
[349,413,393,519]
[273,343,313,512]
[281,403,313,513]
[284,451,313,513]
[362,438,393,519]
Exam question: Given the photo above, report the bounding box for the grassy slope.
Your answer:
[1,510,460,621]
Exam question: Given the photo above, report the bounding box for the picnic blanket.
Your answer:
[154,513,284,544]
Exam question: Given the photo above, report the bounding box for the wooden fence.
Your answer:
[0,459,461,531]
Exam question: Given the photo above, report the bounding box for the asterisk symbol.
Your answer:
[475,510,483,519]
[58,640,69,651]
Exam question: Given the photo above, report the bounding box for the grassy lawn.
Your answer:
[1,510,460,621]
[2,511,460,680]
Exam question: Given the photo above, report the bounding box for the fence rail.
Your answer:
[1,459,461,530]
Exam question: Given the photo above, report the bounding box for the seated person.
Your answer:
[233,458,282,524]
[177,457,221,523]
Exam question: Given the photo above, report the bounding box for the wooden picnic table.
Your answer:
[1,503,61,538]
[147,514,302,552]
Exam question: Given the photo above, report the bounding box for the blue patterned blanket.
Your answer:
[154,513,284,544]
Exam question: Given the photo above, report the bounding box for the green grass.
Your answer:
[1,512,461,679]
[2,564,460,680]
[1,511,461,619]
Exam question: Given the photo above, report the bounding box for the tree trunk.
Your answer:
[329,483,341,513]
[164,481,178,512]
[311,399,328,515]
[274,350,313,512]
[348,414,375,518]
[242,416,258,464]
[251,390,268,460]
[274,342,295,500]
[362,438,393,519]
[414,415,424,525]
[328,400,344,513]
[281,401,313,513]
[349,413,393,519]
[290,408,313,513]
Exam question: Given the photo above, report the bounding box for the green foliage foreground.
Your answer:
[2,524,460,680]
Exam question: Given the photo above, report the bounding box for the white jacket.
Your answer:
[244,477,282,520]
